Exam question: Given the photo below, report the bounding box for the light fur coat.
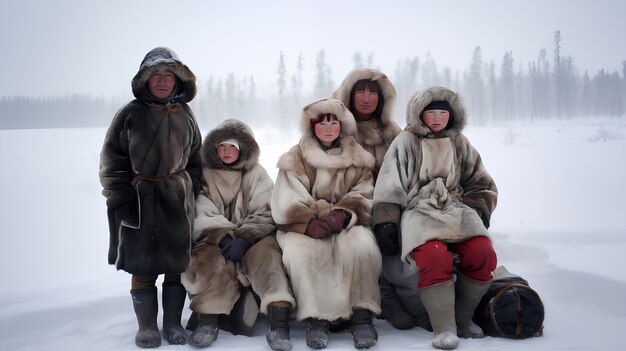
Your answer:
[181,119,276,317]
[373,86,498,266]
[272,99,382,321]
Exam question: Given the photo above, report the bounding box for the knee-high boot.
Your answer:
[455,273,491,339]
[162,282,188,345]
[131,288,162,348]
[419,281,459,350]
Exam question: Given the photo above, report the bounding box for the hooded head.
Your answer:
[405,86,467,137]
[202,119,260,171]
[331,68,397,126]
[299,98,357,146]
[131,47,196,103]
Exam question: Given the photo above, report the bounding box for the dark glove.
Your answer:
[374,222,400,256]
[219,236,251,262]
[319,209,349,233]
[304,218,331,239]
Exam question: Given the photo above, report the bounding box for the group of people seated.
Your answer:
[99,47,498,351]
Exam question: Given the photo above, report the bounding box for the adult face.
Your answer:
[353,88,379,121]
[314,118,341,147]
[421,109,450,133]
[148,70,176,99]
[217,144,240,164]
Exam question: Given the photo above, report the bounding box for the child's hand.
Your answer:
[305,218,332,239]
[219,236,251,261]
[374,223,400,255]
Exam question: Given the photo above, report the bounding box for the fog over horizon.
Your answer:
[2,0,626,100]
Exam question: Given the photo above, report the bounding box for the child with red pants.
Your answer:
[373,86,498,350]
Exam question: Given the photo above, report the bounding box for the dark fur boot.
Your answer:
[350,309,378,349]
[162,283,188,345]
[306,319,330,350]
[189,313,219,347]
[266,306,292,351]
[130,288,162,348]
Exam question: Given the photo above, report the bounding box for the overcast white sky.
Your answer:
[2,0,626,98]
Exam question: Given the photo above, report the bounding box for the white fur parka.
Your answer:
[272,99,382,321]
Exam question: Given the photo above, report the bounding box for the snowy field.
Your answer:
[1,117,626,350]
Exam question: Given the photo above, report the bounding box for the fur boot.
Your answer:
[189,313,219,348]
[130,288,162,348]
[455,273,491,339]
[266,306,292,351]
[306,319,330,350]
[350,308,378,349]
[161,282,188,345]
[420,282,459,350]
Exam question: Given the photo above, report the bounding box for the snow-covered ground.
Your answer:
[1,117,625,350]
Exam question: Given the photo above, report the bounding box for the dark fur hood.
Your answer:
[131,47,197,102]
[405,86,467,137]
[202,119,260,171]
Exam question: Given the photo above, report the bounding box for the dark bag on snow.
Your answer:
[473,266,544,339]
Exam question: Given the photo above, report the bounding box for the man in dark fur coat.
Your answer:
[99,47,203,348]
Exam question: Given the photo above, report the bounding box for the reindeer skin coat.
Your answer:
[272,99,382,322]
[181,119,280,320]
[99,47,203,275]
[373,86,498,266]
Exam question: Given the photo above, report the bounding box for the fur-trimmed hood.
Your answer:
[331,68,398,129]
[405,86,467,137]
[289,98,375,170]
[131,47,197,103]
[202,119,260,171]
[331,68,402,171]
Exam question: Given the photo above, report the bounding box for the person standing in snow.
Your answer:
[271,98,381,350]
[332,69,431,331]
[180,119,295,351]
[373,86,498,350]
[99,47,203,348]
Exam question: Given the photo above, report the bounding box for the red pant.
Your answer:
[412,236,497,288]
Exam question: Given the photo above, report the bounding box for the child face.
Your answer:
[421,109,450,133]
[148,70,176,99]
[217,144,240,164]
[314,118,341,147]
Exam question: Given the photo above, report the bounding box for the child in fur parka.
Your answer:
[271,98,382,350]
[373,86,498,350]
[181,119,295,349]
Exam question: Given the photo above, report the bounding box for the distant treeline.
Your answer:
[195,31,626,129]
[2,31,625,130]
[0,94,122,130]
